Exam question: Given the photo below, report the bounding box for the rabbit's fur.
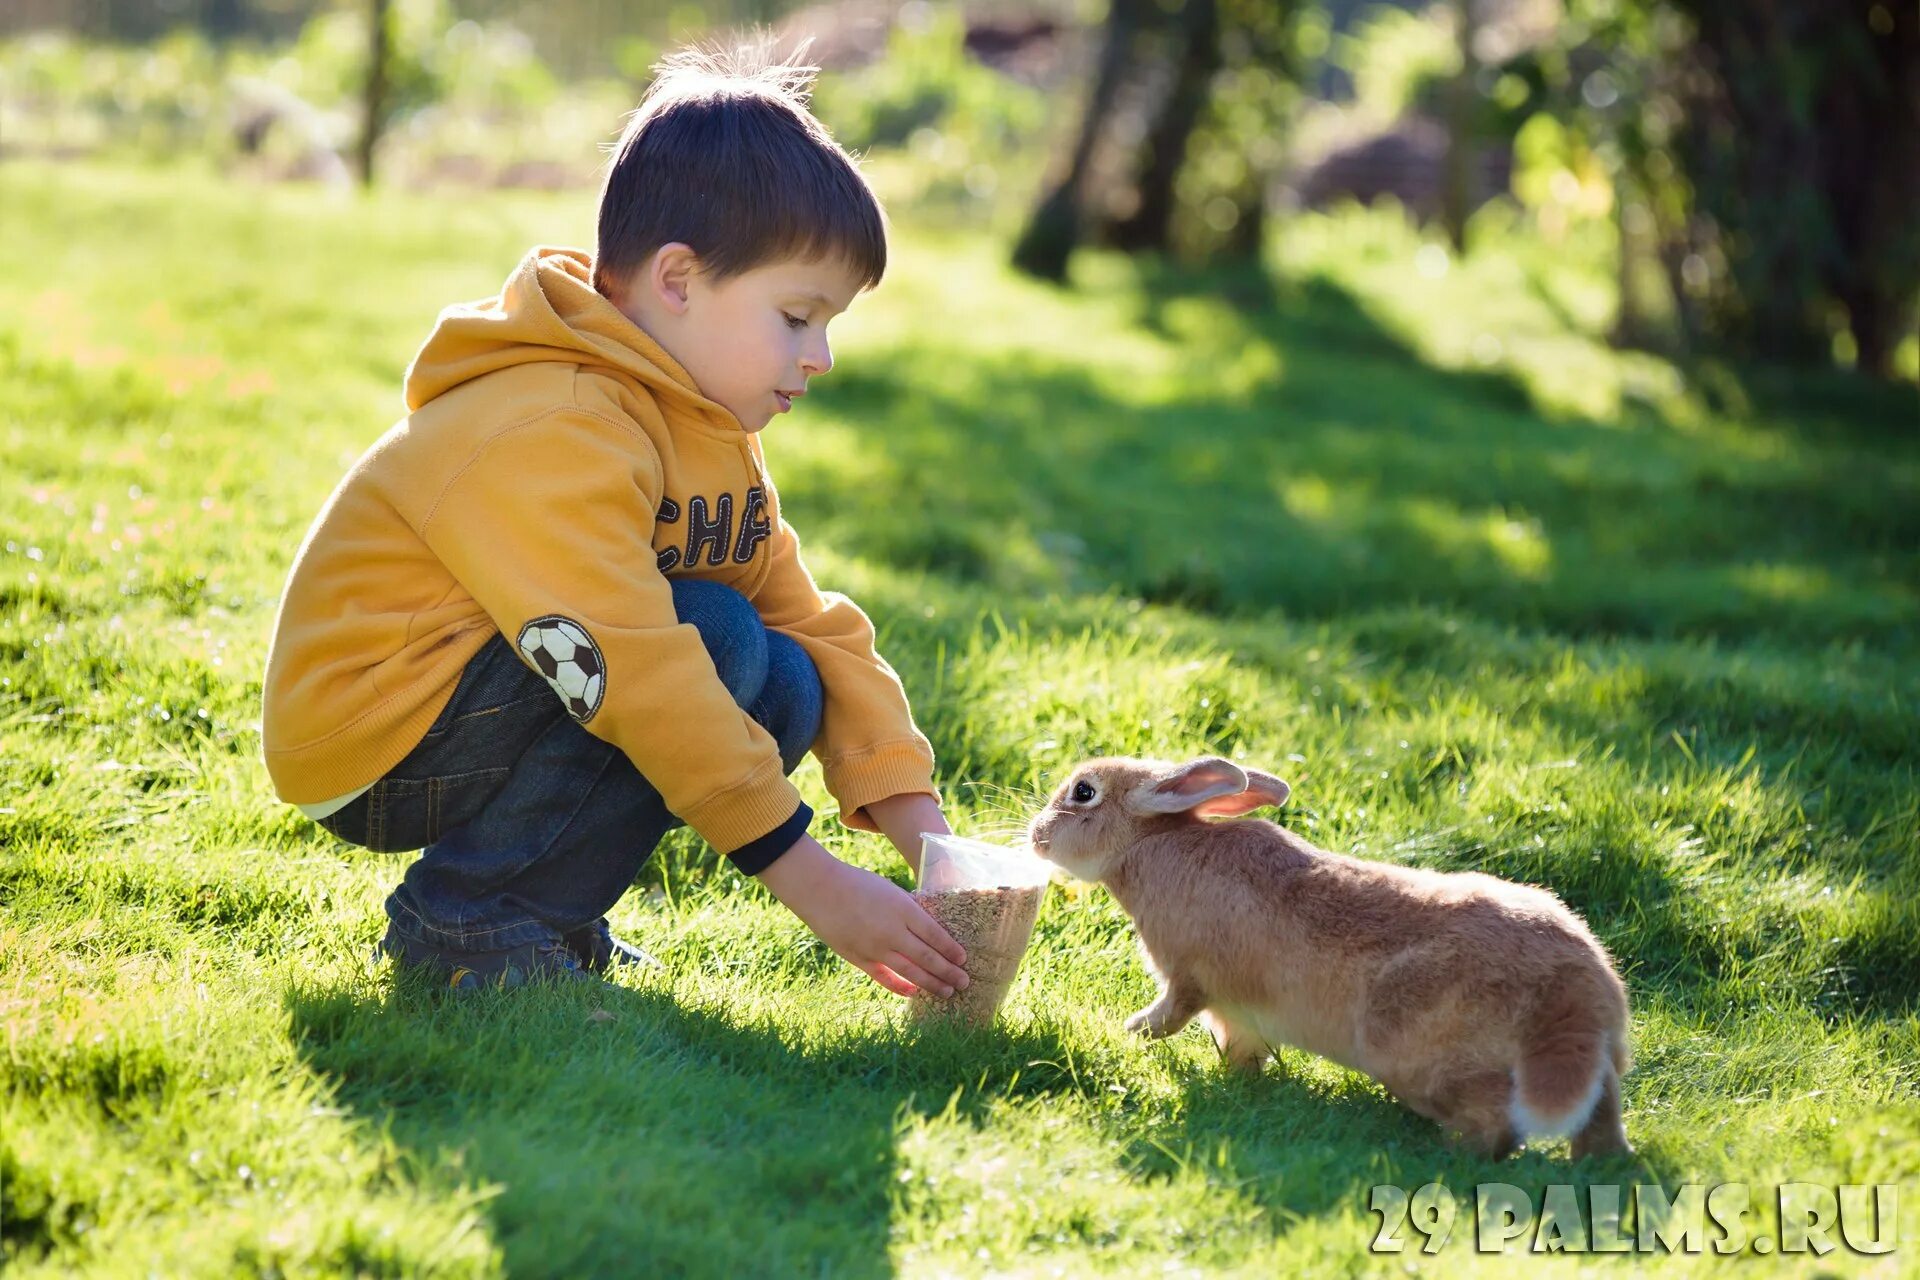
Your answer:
[1029,756,1631,1158]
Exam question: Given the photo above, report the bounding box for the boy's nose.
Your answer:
[800,336,832,377]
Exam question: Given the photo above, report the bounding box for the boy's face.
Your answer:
[616,244,863,433]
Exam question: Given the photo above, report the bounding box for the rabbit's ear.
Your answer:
[1138,758,1249,814]
[1193,768,1292,818]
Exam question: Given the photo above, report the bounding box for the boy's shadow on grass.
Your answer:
[284,968,1683,1277]
[287,969,949,1279]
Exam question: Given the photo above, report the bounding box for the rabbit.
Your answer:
[1028,756,1631,1159]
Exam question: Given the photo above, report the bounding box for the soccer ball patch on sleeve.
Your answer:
[515,615,606,722]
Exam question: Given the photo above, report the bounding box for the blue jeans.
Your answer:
[316,580,824,953]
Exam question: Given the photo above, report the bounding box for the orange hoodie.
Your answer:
[261,246,936,859]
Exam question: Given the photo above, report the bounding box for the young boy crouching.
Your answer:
[261,44,968,997]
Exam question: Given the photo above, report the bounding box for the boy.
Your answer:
[260,43,970,998]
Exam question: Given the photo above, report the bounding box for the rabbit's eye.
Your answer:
[1070,780,1098,805]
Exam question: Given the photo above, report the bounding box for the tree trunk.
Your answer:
[1667,0,1919,378]
[1012,0,1144,282]
[1109,0,1221,254]
[1838,277,1909,381]
[1813,1,1919,379]
[1607,168,1655,350]
[1220,179,1273,305]
[356,0,391,188]
[1440,0,1478,254]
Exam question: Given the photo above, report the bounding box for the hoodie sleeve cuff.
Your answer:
[823,740,939,833]
[679,764,806,854]
[725,801,814,877]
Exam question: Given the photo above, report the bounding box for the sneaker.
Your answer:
[375,921,595,993]
[563,917,663,974]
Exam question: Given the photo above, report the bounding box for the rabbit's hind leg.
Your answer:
[1569,1064,1631,1159]
[1420,1066,1518,1159]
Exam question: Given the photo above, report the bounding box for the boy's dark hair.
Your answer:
[593,37,887,299]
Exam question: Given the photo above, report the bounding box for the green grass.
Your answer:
[2,160,1917,1277]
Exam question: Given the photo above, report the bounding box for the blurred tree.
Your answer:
[1108,0,1220,253]
[0,0,313,41]
[1013,0,1299,281]
[1173,0,1300,264]
[1439,0,1475,252]
[356,0,391,185]
[1669,0,1918,378]
[1517,0,1918,380]
[206,0,249,35]
[1011,0,1147,282]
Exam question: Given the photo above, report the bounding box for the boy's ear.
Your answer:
[649,242,700,314]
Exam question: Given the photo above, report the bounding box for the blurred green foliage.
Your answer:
[3,0,1912,379]
[1,29,228,156]
[0,1,1052,209]
[1,2,623,183]
[1333,2,1454,123]
[1488,0,1918,379]
[1169,0,1303,259]
[809,8,1050,215]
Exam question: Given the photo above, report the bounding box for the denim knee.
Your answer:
[671,579,767,707]
[759,631,824,772]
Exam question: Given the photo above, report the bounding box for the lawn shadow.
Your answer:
[798,268,1917,651]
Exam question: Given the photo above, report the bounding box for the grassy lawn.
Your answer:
[2,160,1917,1277]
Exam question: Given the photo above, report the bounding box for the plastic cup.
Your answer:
[908,834,1053,1027]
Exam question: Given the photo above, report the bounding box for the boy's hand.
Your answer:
[756,834,970,999]
[862,792,951,876]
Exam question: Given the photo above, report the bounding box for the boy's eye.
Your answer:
[782,313,806,330]
[1070,780,1097,805]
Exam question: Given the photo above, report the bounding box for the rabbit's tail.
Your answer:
[1509,967,1628,1140]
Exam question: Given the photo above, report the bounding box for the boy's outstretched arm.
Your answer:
[862,792,951,877]
[757,832,969,998]
[748,509,946,840]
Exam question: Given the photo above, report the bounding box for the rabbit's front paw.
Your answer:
[1124,983,1202,1039]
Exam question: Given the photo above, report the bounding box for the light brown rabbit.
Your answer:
[1029,756,1631,1159]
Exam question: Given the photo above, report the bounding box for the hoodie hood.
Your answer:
[402,246,736,430]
